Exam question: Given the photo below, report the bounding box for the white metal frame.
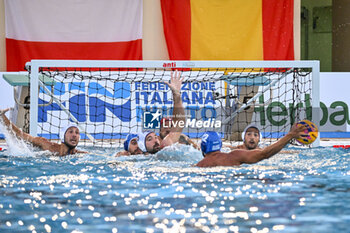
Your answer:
[29,60,320,147]
[222,71,289,124]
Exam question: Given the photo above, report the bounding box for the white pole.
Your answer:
[29,61,39,137]
[312,61,321,147]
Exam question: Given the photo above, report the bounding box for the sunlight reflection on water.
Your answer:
[0,144,349,232]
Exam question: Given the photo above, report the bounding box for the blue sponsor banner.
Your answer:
[36,77,222,139]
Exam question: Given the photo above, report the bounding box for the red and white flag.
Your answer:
[5,0,143,71]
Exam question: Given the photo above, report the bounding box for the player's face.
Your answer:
[244,128,260,150]
[145,132,160,153]
[128,139,142,155]
[64,127,80,147]
[160,126,171,140]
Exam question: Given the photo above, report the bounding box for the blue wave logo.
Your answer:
[38,82,131,122]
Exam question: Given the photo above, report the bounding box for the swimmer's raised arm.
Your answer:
[161,71,186,148]
[164,71,185,133]
[0,108,84,156]
[0,108,40,145]
[236,123,306,164]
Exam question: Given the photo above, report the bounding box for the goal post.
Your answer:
[28,60,320,147]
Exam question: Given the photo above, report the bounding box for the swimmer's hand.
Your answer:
[164,71,183,95]
[115,151,131,157]
[289,123,307,139]
[0,108,11,116]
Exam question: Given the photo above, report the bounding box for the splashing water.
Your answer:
[112,143,203,169]
[0,119,35,157]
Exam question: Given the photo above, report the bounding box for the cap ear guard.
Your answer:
[201,131,222,155]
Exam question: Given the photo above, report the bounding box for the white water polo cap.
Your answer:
[60,123,79,143]
[137,131,153,152]
[241,124,262,142]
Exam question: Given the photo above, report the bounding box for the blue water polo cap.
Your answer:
[201,131,222,155]
[123,134,139,151]
[137,131,153,152]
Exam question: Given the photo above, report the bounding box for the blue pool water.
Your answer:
[0,142,349,233]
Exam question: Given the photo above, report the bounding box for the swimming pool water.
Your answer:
[0,144,349,233]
